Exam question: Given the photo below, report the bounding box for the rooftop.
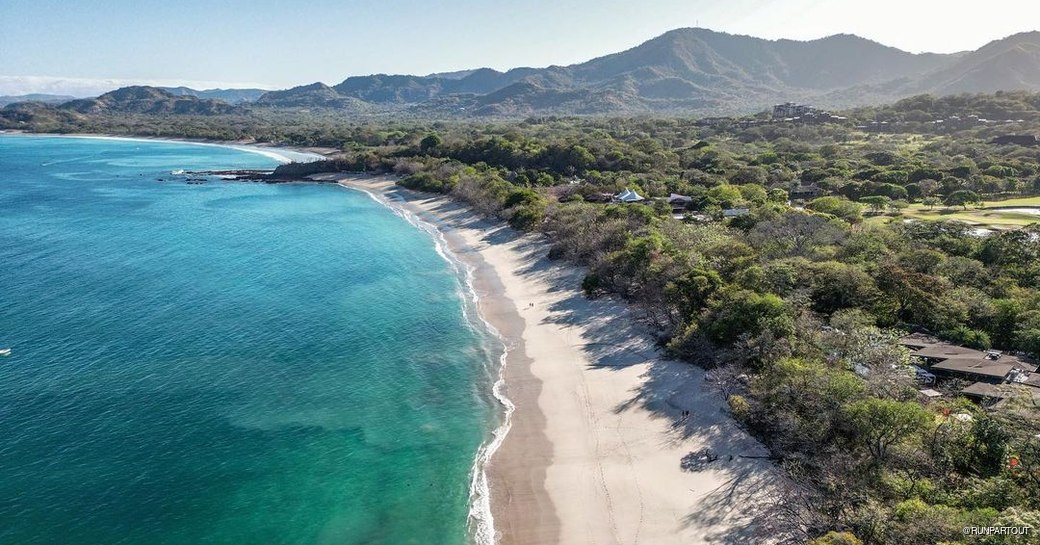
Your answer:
[961,381,1012,399]
[900,333,1037,381]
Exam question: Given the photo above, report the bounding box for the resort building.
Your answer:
[789,184,823,201]
[773,102,816,119]
[667,193,693,213]
[899,333,1040,406]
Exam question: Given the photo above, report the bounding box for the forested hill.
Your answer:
[847,91,1040,123]
[61,86,239,115]
[252,28,1040,116]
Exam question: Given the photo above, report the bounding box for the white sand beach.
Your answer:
[332,174,785,545]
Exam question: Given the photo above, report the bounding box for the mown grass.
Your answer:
[871,196,1040,229]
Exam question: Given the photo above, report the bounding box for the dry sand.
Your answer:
[331,174,786,545]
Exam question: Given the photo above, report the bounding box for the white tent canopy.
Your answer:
[614,188,645,202]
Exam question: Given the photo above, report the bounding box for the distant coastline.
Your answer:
[0,130,334,165]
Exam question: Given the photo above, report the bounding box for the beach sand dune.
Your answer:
[336,175,788,545]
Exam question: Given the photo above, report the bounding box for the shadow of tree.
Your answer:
[490,216,795,542]
[385,185,798,544]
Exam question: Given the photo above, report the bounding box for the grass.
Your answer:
[876,195,1040,230]
[977,195,1040,207]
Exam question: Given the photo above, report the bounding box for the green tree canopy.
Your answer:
[845,398,930,462]
[944,189,981,209]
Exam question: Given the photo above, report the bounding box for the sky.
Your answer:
[2,0,1040,96]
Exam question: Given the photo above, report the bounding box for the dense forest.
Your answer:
[5,92,1040,544]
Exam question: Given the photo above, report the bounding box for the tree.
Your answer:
[923,196,941,209]
[875,263,951,327]
[419,132,442,152]
[705,184,744,208]
[807,261,881,314]
[944,190,981,210]
[748,212,848,258]
[768,187,789,202]
[665,268,723,321]
[1015,310,1040,356]
[918,178,939,197]
[845,398,930,462]
[807,196,863,223]
[887,200,909,214]
[738,183,768,204]
[704,289,792,344]
[729,166,768,185]
[943,325,992,350]
[860,195,891,214]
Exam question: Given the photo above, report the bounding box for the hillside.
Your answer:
[60,86,238,115]
[252,28,1040,116]
[253,82,373,111]
[159,86,267,104]
[923,31,1040,95]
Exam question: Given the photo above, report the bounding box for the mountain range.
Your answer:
[5,28,1040,117]
[250,28,1040,115]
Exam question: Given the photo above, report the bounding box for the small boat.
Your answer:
[0,348,10,357]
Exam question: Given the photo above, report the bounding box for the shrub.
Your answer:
[581,273,603,297]
[727,394,751,421]
[807,532,863,545]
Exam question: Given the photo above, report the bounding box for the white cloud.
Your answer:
[0,76,277,97]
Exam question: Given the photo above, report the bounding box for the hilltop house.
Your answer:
[773,102,816,119]
[789,184,823,201]
[667,193,693,213]
[771,102,847,124]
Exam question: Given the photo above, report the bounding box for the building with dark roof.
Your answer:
[789,185,823,201]
[900,334,1040,409]
[990,135,1040,146]
[667,193,693,213]
[900,333,1037,384]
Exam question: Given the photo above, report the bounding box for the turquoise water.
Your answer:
[0,136,499,545]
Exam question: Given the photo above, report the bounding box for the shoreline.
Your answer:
[0,130,333,165]
[339,178,528,544]
[6,129,787,541]
[334,174,786,545]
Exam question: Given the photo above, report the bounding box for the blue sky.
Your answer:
[2,0,1039,95]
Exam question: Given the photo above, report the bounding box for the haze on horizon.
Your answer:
[2,0,1039,96]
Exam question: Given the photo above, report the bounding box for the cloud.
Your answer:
[0,76,277,97]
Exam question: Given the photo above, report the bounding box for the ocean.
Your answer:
[0,135,502,545]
